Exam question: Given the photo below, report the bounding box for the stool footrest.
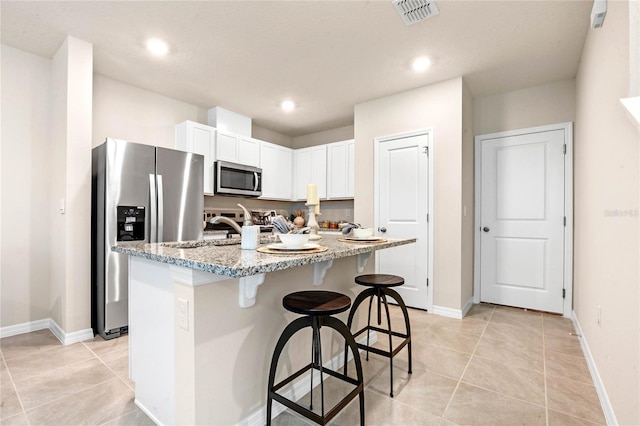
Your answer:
[352,326,411,359]
[270,362,364,425]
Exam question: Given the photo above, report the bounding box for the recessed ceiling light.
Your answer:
[146,38,169,56]
[281,100,296,112]
[412,56,431,72]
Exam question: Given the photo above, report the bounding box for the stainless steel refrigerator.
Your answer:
[92,138,203,340]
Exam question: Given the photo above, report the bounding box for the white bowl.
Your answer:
[278,233,310,249]
[352,228,374,238]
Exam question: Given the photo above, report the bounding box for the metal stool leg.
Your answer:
[344,288,376,376]
[324,316,365,426]
[380,292,395,397]
[383,287,413,374]
[266,316,313,425]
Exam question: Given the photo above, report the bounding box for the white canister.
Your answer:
[241,225,260,250]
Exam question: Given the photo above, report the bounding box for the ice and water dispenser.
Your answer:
[116,206,145,241]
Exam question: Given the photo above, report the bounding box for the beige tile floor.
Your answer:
[0,303,606,425]
[272,303,607,426]
[0,331,154,425]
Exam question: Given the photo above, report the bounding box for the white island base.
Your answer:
[128,255,375,426]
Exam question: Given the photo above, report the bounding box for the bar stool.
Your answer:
[266,290,365,425]
[344,274,412,397]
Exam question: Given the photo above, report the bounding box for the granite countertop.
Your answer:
[112,234,416,278]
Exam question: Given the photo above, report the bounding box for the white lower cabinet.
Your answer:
[294,145,327,201]
[175,121,216,195]
[259,141,293,200]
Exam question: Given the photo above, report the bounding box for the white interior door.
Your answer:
[479,129,565,313]
[376,133,429,310]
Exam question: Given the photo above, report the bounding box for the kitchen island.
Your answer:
[113,234,415,425]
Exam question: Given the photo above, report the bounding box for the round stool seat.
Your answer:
[283,291,351,316]
[355,274,404,288]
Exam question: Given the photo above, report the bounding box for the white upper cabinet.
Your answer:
[326,139,355,199]
[294,145,327,201]
[215,130,260,167]
[175,121,216,195]
[259,141,293,200]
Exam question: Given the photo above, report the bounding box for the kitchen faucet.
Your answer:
[210,216,243,235]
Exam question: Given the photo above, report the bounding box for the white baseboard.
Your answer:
[462,297,474,317]
[0,318,50,338]
[240,332,378,426]
[0,318,94,345]
[571,311,618,426]
[431,305,463,319]
[134,399,165,426]
[49,319,94,345]
[431,298,474,319]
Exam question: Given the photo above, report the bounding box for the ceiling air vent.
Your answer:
[392,0,440,26]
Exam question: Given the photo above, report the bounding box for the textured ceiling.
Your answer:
[0,1,592,137]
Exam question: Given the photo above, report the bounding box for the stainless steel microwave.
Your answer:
[214,160,262,197]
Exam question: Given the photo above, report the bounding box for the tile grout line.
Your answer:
[439,306,495,420]
[82,341,135,392]
[1,350,32,426]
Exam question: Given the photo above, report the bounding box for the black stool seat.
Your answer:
[283,291,351,316]
[355,274,404,288]
[267,290,364,425]
[345,274,412,397]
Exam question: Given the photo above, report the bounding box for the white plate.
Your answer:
[266,242,320,251]
[343,236,382,242]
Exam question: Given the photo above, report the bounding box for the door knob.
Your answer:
[378,227,387,233]
[483,227,490,232]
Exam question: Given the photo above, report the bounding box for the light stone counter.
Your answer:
[113,234,415,278]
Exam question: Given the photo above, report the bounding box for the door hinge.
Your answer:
[422,146,429,155]
[427,213,429,222]
[564,216,566,227]
[562,288,566,299]
[563,144,567,154]
[426,278,429,287]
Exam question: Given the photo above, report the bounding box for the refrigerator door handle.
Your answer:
[149,174,157,243]
[157,174,164,242]
[253,172,259,192]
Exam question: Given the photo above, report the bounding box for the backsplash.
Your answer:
[204,195,354,223]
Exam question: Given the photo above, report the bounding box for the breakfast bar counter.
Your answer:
[113,234,415,278]
[113,235,415,425]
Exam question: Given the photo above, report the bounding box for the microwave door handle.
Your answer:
[253,172,259,191]
[157,174,164,242]
[149,174,157,243]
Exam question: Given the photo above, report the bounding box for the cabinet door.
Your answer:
[279,147,293,200]
[259,141,279,199]
[327,141,348,199]
[294,149,312,200]
[294,146,327,200]
[347,139,355,197]
[175,121,215,195]
[238,137,260,167]
[216,130,238,163]
[311,145,327,199]
[260,141,293,200]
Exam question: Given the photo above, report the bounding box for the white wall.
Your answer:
[49,36,93,333]
[354,78,467,311]
[292,125,354,149]
[0,45,52,327]
[473,79,576,136]
[93,75,206,149]
[574,1,639,424]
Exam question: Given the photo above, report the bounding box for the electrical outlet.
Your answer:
[178,298,189,331]
[597,305,602,327]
